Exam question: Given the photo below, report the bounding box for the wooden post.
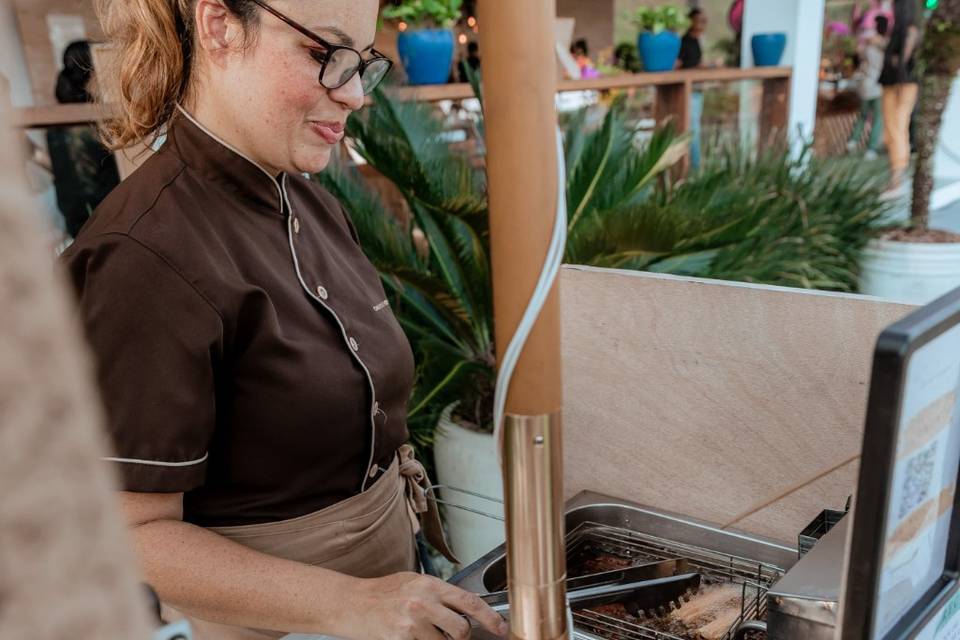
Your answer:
[655,79,692,175]
[760,76,790,150]
[654,80,692,133]
[478,0,567,638]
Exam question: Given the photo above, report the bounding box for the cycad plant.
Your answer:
[568,141,892,289]
[318,89,889,446]
[318,92,687,445]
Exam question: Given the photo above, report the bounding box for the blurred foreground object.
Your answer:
[0,83,153,639]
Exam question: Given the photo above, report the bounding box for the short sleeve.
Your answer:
[63,234,223,493]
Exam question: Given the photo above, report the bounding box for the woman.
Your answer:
[63,1,507,639]
[677,9,707,169]
[47,40,120,238]
[879,0,920,193]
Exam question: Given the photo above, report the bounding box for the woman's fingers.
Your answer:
[425,602,472,640]
[438,584,508,637]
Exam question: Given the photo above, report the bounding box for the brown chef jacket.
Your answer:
[63,107,416,527]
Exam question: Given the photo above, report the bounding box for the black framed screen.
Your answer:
[840,286,960,639]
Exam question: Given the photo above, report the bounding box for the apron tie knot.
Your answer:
[397,444,460,565]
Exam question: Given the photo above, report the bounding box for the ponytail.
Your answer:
[94,0,258,150]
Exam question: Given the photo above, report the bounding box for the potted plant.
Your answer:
[318,89,888,564]
[751,32,788,67]
[633,5,689,72]
[382,0,462,85]
[860,0,960,304]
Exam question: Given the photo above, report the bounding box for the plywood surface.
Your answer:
[560,266,914,544]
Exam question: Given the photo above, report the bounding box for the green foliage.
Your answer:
[317,89,890,446]
[632,5,690,33]
[381,0,463,29]
[628,144,892,290]
[612,42,643,73]
[713,36,741,68]
[919,13,960,77]
[317,90,491,448]
[317,92,684,442]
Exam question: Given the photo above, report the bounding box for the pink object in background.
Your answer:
[857,1,895,42]
[828,21,852,36]
[728,0,744,34]
[581,66,601,79]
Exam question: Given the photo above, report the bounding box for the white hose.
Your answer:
[493,128,568,464]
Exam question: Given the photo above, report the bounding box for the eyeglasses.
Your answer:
[248,0,392,95]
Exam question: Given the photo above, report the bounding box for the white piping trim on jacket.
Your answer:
[280,174,381,493]
[174,106,382,493]
[103,453,209,467]
[174,104,283,211]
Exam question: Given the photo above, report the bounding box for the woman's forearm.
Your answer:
[131,519,359,636]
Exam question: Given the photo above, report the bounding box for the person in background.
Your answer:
[571,39,601,79]
[848,15,890,160]
[45,41,120,239]
[853,0,894,46]
[458,41,481,83]
[678,9,707,169]
[879,0,920,194]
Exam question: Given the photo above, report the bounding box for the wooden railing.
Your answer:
[10,66,792,179]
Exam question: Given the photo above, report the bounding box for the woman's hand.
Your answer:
[344,572,509,640]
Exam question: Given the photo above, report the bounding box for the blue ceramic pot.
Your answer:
[751,33,787,67]
[638,30,682,73]
[397,28,455,85]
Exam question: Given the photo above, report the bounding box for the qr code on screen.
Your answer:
[898,441,938,520]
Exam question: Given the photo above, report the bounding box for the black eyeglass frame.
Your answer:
[248,0,392,94]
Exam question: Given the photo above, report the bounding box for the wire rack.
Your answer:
[429,487,785,640]
[564,522,783,640]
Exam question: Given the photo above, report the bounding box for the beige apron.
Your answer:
[164,445,458,640]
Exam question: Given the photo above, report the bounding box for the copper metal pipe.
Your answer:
[503,414,567,639]
[477,1,567,638]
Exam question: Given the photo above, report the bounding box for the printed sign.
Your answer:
[873,324,960,638]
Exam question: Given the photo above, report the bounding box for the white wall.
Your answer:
[740,0,825,155]
[1,1,62,233]
[0,0,34,106]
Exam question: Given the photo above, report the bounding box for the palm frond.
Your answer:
[318,86,891,447]
[316,165,420,273]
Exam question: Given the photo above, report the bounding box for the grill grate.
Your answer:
[565,522,785,640]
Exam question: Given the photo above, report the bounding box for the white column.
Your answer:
[740,0,825,156]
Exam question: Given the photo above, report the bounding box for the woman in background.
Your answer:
[46,40,120,238]
[879,0,921,193]
[848,15,891,160]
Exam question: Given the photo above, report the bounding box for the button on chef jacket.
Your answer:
[62,108,415,527]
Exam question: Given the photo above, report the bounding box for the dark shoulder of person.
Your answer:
[678,33,702,70]
[880,0,919,85]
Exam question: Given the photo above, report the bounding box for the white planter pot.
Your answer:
[433,412,504,567]
[860,238,960,305]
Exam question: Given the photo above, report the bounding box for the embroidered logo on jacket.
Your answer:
[373,299,390,312]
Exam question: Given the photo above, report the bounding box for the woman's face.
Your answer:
[202,0,379,176]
